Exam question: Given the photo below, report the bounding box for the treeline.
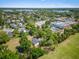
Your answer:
[57,23,79,43]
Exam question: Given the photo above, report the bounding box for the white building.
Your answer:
[35,20,46,28]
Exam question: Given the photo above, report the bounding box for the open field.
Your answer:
[39,33,79,59]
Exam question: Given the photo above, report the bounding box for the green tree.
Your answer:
[29,25,38,36]
[39,28,58,47]
[13,29,20,37]
[0,45,19,59]
[72,24,79,32]
[0,31,10,44]
[19,32,28,39]
[19,37,31,53]
[0,18,4,26]
[30,48,45,59]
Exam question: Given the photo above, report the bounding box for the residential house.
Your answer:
[35,20,46,28]
[3,28,14,37]
[18,28,29,33]
[10,23,18,29]
[32,38,42,47]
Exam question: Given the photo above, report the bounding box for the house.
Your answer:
[3,28,14,37]
[11,20,16,23]
[32,38,42,47]
[50,17,77,32]
[55,18,62,21]
[35,20,46,28]
[64,18,76,25]
[18,28,29,33]
[16,20,20,23]
[64,18,74,22]
[20,17,24,22]
[50,21,70,33]
[18,16,25,23]
[10,23,18,29]
[50,26,60,32]
[6,19,11,23]
[18,23,24,28]
[52,21,69,29]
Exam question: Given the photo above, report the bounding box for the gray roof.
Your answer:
[3,28,14,37]
[18,23,24,28]
[51,21,67,29]
[10,23,17,29]
[18,28,29,33]
[6,19,11,23]
[32,38,41,45]
[51,27,59,32]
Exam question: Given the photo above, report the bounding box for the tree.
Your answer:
[13,29,20,37]
[19,37,31,53]
[72,24,79,32]
[0,10,4,26]
[37,29,46,38]
[56,33,63,43]
[39,28,58,47]
[30,48,45,59]
[0,31,10,44]
[70,10,79,20]
[0,18,4,26]
[29,26,38,36]
[19,32,28,39]
[0,45,19,59]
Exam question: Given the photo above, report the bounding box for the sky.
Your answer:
[0,0,79,8]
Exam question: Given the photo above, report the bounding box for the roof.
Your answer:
[10,23,17,28]
[3,28,14,37]
[32,38,41,45]
[35,21,45,27]
[6,19,11,23]
[18,28,29,33]
[18,23,24,27]
[51,21,69,29]
[3,28,14,33]
[51,27,59,32]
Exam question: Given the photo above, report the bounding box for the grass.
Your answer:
[5,38,20,52]
[39,33,79,59]
[5,35,33,52]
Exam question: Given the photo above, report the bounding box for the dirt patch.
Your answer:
[5,38,20,52]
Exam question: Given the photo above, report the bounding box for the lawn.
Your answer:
[39,33,79,59]
[5,38,20,52]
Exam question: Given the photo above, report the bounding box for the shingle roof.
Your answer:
[32,38,41,45]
